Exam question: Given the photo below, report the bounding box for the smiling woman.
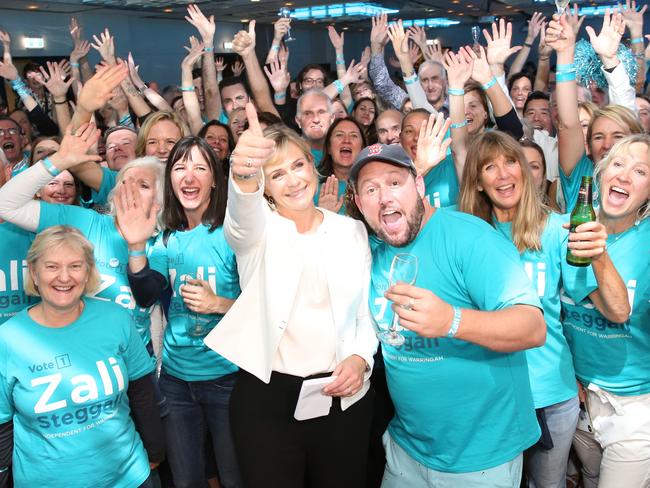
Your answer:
[204,106,377,488]
[0,225,164,488]
[459,130,632,487]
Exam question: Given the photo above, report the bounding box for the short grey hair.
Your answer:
[418,60,447,82]
[107,156,165,232]
[296,89,333,118]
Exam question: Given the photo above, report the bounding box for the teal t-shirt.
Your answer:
[149,224,240,382]
[92,167,118,207]
[37,202,163,345]
[422,154,459,208]
[311,147,324,166]
[559,154,593,213]
[313,178,348,215]
[562,218,650,396]
[494,213,578,408]
[0,222,38,324]
[0,298,154,488]
[370,208,541,473]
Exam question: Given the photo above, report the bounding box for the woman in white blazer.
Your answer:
[205,104,378,487]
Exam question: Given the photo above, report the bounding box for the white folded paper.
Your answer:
[293,376,338,421]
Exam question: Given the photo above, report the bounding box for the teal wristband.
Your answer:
[336,60,346,65]
[556,62,574,72]
[70,62,80,68]
[481,77,497,91]
[404,74,418,85]
[42,157,61,177]
[447,306,461,338]
[128,249,146,258]
[203,46,214,52]
[334,79,344,94]
[180,86,196,92]
[271,45,280,52]
[631,37,643,44]
[448,87,464,96]
[450,120,468,129]
[274,92,286,101]
[556,71,576,83]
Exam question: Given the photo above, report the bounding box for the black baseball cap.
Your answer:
[349,143,416,184]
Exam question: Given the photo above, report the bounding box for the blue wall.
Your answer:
[1,9,647,88]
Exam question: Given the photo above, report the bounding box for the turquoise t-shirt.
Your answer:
[149,224,240,382]
[313,178,348,215]
[422,154,459,208]
[562,218,650,396]
[0,222,38,324]
[37,202,163,345]
[559,154,593,213]
[494,213,578,409]
[92,167,118,207]
[0,298,154,488]
[370,208,541,473]
[311,147,324,166]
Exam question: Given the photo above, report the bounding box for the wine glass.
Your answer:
[184,272,211,338]
[378,253,418,346]
[555,0,570,15]
[278,7,296,43]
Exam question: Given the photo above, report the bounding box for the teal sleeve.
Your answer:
[124,312,156,380]
[0,340,13,422]
[463,228,542,311]
[91,167,118,207]
[559,156,593,213]
[37,201,97,234]
[146,235,169,284]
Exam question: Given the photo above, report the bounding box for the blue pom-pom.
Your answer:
[574,38,637,89]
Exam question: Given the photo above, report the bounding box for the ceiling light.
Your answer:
[27,4,39,9]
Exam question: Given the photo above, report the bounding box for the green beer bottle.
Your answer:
[567,176,597,267]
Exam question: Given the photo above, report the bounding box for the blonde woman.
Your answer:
[562,134,650,487]
[0,226,163,488]
[458,130,630,488]
[205,104,377,487]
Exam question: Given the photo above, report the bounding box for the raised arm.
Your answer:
[266,18,291,64]
[264,58,291,109]
[0,32,37,112]
[186,4,221,120]
[180,37,206,135]
[388,20,434,111]
[443,49,473,178]
[587,9,634,111]
[69,17,93,83]
[231,21,279,117]
[368,13,408,110]
[413,112,452,177]
[509,12,545,78]
[546,13,584,176]
[224,104,276,252]
[37,61,73,134]
[621,0,647,94]
[127,53,173,113]
[0,123,101,231]
[534,25,553,92]
[328,26,353,108]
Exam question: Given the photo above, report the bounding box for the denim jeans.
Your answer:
[526,395,580,488]
[381,432,523,488]
[159,371,242,488]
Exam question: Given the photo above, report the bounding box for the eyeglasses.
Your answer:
[302,78,325,87]
[0,128,19,137]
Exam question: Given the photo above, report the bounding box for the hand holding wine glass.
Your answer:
[380,253,418,346]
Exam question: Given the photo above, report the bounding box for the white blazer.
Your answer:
[205,175,378,410]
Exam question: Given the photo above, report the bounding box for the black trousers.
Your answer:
[230,370,374,488]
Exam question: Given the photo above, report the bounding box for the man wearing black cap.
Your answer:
[348,143,546,487]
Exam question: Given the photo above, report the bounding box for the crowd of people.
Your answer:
[0,2,648,487]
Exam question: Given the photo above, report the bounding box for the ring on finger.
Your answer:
[246,158,253,168]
